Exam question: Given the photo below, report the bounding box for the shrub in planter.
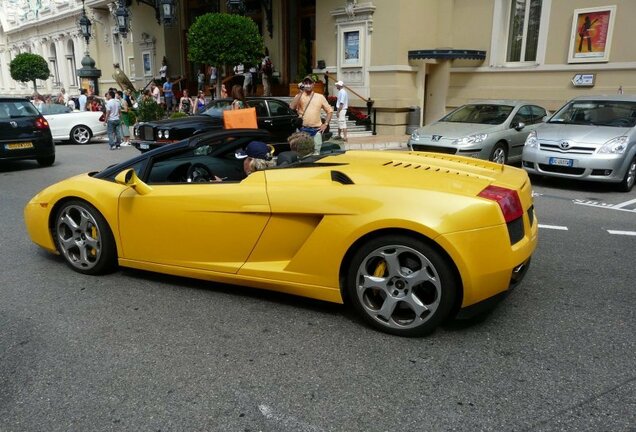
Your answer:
[136,99,164,122]
[170,111,188,119]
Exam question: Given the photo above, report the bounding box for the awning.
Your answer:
[408,49,486,60]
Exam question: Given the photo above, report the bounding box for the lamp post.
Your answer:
[114,0,130,37]
[113,0,177,36]
[76,0,101,95]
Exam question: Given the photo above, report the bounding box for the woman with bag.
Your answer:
[178,89,194,115]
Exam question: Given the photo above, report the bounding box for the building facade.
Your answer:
[1,0,634,135]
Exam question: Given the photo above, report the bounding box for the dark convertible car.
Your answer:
[132,97,301,152]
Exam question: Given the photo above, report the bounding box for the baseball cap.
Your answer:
[335,80,344,87]
[302,75,315,83]
[235,141,272,160]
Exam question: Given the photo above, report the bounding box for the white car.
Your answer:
[40,104,106,145]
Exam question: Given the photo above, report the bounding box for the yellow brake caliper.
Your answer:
[373,260,387,277]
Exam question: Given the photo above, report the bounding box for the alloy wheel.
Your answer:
[56,204,103,271]
[71,126,91,144]
[354,244,443,332]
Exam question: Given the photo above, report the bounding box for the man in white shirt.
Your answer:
[102,90,122,150]
[151,82,161,104]
[335,80,349,142]
[78,89,87,111]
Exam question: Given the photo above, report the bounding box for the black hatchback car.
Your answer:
[0,97,55,167]
[132,97,301,152]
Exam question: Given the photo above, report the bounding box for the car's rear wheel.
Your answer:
[346,235,457,337]
[618,156,636,192]
[70,125,92,145]
[489,142,508,164]
[53,200,117,275]
[37,155,55,167]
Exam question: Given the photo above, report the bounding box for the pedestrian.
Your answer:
[230,84,247,110]
[197,70,205,93]
[33,94,44,112]
[194,90,206,114]
[78,88,88,111]
[209,65,217,98]
[290,75,333,154]
[118,90,132,146]
[102,90,122,150]
[261,49,273,97]
[163,77,174,113]
[151,81,161,105]
[159,57,168,84]
[178,89,193,114]
[247,65,257,95]
[335,80,349,142]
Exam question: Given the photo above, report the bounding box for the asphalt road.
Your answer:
[1,143,634,432]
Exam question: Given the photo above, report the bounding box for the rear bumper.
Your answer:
[0,138,55,162]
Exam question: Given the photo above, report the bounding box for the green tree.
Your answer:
[187,13,264,98]
[10,53,50,94]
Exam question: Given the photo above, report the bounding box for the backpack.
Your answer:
[263,58,273,76]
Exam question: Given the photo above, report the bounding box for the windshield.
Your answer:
[548,100,636,127]
[202,100,232,117]
[441,104,513,125]
[0,100,41,118]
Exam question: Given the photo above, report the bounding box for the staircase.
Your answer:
[328,117,373,138]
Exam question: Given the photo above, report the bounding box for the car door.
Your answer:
[508,105,536,160]
[264,99,299,139]
[117,146,271,274]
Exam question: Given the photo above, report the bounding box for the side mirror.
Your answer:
[115,168,152,195]
[513,121,526,131]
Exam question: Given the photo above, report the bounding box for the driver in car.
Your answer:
[235,141,276,176]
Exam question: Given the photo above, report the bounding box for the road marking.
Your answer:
[538,224,569,230]
[258,404,324,432]
[573,198,636,213]
[613,198,636,209]
[607,230,636,236]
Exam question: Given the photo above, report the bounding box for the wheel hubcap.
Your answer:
[356,245,442,330]
[627,160,636,188]
[73,128,89,144]
[56,205,101,270]
[492,148,506,164]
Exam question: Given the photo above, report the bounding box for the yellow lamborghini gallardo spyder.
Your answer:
[24,129,538,336]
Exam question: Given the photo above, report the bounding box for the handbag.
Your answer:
[223,107,258,129]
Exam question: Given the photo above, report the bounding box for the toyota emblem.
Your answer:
[559,140,571,150]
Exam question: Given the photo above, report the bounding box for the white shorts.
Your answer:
[337,109,348,129]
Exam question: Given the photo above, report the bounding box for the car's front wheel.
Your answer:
[70,125,92,145]
[489,142,508,164]
[618,156,636,192]
[53,200,117,275]
[346,235,457,337]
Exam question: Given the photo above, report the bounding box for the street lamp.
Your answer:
[159,0,176,25]
[115,0,130,38]
[76,0,102,94]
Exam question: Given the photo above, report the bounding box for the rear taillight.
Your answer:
[478,185,523,223]
[34,117,49,130]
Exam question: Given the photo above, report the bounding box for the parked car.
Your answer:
[0,97,55,167]
[522,95,636,192]
[24,129,537,337]
[39,103,106,145]
[132,97,301,152]
[408,100,548,164]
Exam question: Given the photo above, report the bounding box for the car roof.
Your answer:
[463,99,538,106]
[569,95,636,102]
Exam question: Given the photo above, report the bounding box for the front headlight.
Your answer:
[524,130,538,148]
[453,133,488,146]
[410,129,421,140]
[157,130,164,139]
[164,130,170,139]
[598,136,628,154]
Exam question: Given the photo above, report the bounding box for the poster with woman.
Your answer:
[568,6,616,63]
[343,30,360,65]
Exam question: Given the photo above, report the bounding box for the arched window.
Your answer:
[66,39,77,86]
[49,43,60,86]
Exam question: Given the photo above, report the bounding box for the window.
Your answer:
[66,40,77,86]
[506,0,542,62]
[49,43,60,86]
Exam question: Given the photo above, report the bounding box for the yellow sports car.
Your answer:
[24,129,538,336]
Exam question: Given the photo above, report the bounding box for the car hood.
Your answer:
[415,122,496,139]
[144,115,218,128]
[538,123,631,144]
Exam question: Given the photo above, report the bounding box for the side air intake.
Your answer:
[331,171,354,185]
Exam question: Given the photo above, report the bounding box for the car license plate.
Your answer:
[139,143,149,150]
[549,157,573,167]
[5,142,34,150]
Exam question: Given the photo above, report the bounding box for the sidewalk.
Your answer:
[338,133,410,151]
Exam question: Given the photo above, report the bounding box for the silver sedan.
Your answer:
[522,95,636,192]
[408,100,548,164]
